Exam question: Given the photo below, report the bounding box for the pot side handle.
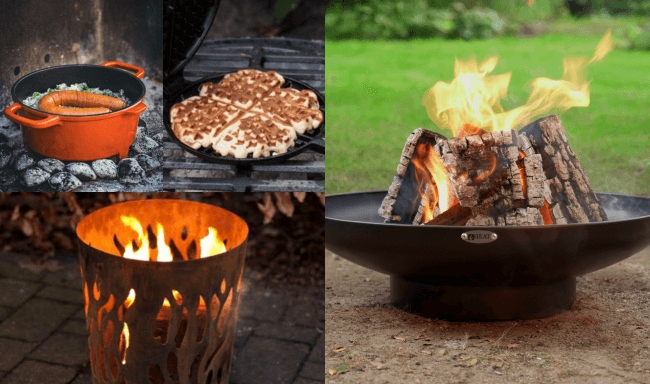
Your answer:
[3,103,61,129]
[100,61,145,79]
[126,102,147,115]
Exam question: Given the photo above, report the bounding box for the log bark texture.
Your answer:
[520,115,607,224]
[379,115,607,226]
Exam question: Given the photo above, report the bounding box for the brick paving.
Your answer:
[0,252,324,384]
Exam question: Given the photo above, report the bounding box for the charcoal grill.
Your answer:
[77,199,248,384]
[325,191,650,321]
[163,24,325,191]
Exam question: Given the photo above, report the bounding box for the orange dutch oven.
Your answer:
[4,61,147,161]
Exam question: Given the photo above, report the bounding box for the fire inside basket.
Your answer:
[76,200,248,384]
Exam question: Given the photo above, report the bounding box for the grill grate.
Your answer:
[163,37,325,192]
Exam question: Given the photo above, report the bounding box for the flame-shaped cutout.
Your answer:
[154,298,171,345]
[196,296,207,343]
[98,344,108,383]
[90,346,96,376]
[109,354,119,380]
[84,283,89,316]
[118,289,136,321]
[103,319,114,348]
[120,323,130,364]
[206,370,213,384]
[93,281,101,301]
[167,352,179,383]
[190,344,208,383]
[210,293,220,321]
[89,318,94,333]
[172,290,183,306]
[220,279,227,295]
[148,364,164,384]
[217,289,233,336]
[97,294,115,331]
[237,266,244,291]
[175,307,189,348]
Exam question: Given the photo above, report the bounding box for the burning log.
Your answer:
[379,115,607,226]
[520,115,607,223]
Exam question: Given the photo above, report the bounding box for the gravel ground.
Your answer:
[325,247,650,383]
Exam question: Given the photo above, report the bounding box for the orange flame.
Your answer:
[422,30,614,137]
[120,215,226,261]
[412,143,458,222]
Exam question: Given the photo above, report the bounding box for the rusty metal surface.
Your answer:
[77,200,248,384]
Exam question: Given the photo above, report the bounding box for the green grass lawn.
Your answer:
[325,35,650,196]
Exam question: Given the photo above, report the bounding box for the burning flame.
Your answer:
[115,216,226,364]
[120,215,226,261]
[121,323,129,364]
[200,227,227,258]
[412,143,458,221]
[422,30,614,137]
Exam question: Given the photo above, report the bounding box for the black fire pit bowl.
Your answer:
[325,191,650,321]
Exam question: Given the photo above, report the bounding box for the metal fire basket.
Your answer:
[76,199,248,384]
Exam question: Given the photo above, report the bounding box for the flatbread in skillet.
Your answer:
[170,69,323,159]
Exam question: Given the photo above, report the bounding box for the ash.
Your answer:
[0,77,163,192]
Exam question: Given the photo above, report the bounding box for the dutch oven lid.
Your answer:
[163,0,221,82]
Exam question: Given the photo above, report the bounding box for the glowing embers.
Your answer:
[117,218,227,262]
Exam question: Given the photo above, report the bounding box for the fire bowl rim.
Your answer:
[76,198,249,264]
[326,190,650,229]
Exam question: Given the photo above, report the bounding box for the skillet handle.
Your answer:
[100,61,145,79]
[3,103,61,129]
[306,136,325,154]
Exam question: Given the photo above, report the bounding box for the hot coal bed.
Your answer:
[324,116,650,321]
[76,199,248,384]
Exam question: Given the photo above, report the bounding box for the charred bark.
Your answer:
[379,115,607,226]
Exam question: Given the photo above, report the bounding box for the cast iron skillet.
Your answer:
[163,72,325,166]
[325,191,650,287]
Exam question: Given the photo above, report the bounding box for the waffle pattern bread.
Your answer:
[170,70,323,158]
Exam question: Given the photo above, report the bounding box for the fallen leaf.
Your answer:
[507,344,518,349]
[585,317,596,325]
[438,349,446,356]
[637,326,644,329]
[292,191,306,203]
[315,192,325,206]
[414,377,421,383]
[392,335,405,341]
[487,339,495,343]
[332,347,345,353]
[256,193,276,224]
[273,192,295,217]
[369,361,384,370]
[468,358,478,366]
[421,350,431,355]
[10,205,20,221]
[18,218,33,237]
[328,369,337,376]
